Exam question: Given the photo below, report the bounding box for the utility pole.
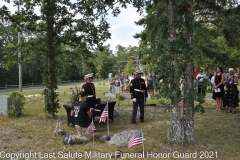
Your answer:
[18,3,22,92]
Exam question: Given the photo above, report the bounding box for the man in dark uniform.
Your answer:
[130,70,148,124]
[62,91,93,145]
[81,73,97,124]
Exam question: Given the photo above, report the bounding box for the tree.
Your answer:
[133,0,240,144]
[0,0,128,117]
[95,46,117,79]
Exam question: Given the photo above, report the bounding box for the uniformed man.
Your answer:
[81,73,97,124]
[130,70,148,124]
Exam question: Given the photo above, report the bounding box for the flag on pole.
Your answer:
[85,120,96,135]
[128,130,143,148]
[55,118,62,132]
[99,104,108,123]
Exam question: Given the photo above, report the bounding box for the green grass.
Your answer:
[0,84,240,160]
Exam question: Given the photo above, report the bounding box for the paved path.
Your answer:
[0,82,85,93]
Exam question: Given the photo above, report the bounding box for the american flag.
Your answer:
[54,118,62,132]
[99,103,108,123]
[128,130,143,148]
[85,120,96,135]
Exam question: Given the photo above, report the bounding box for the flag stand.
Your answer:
[92,118,95,144]
[106,101,111,141]
[141,127,145,156]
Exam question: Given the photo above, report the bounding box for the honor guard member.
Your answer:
[82,73,97,124]
[130,70,148,124]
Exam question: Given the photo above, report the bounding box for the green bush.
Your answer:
[158,99,166,105]
[117,95,124,101]
[7,92,26,117]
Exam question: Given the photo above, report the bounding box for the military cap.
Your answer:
[84,73,94,78]
[135,70,143,74]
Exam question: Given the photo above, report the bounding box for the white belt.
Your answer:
[134,89,144,92]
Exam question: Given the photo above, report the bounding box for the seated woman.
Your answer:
[223,68,239,114]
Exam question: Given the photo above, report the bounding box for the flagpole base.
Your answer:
[53,130,64,136]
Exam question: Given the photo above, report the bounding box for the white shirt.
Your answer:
[211,76,215,85]
[129,76,133,82]
[196,73,207,82]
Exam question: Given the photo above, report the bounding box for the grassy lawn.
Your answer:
[0,83,240,160]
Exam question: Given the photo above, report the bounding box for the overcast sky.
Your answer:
[0,3,143,51]
[104,5,144,51]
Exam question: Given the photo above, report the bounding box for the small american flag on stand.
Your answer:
[99,103,108,123]
[85,120,96,135]
[128,130,143,148]
[54,118,62,132]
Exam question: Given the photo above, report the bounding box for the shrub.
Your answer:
[117,95,124,101]
[69,86,81,106]
[158,99,166,105]
[7,92,26,117]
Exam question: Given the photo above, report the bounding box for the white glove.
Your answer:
[133,98,136,102]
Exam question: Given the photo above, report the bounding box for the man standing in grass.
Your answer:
[62,91,93,145]
[130,70,148,124]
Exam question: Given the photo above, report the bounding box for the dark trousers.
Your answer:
[198,85,205,95]
[88,105,95,125]
[131,101,144,123]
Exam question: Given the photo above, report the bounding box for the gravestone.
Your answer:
[121,93,131,99]
[59,91,65,95]
[0,95,9,114]
[206,93,214,101]
[67,92,73,96]
[146,94,151,100]
[104,92,116,98]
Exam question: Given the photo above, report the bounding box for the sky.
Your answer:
[0,2,144,52]
[103,5,144,51]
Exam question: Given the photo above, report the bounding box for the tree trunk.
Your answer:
[183,61,194,143]
[46,0,57,118]
[183,1,195,143]
[167,0,183,143]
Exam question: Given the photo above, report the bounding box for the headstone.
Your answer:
[104,92,116,98]
[107,129,138,146]
[121,93,131,99]
[103,91,109,95]
[206,93,214,101]
[67,92,73,96]
[146,94,151,100]
[59,91,65,95]
[0,95,9,114]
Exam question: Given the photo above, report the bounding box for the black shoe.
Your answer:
[62,133,69,145]
[131,121,136,124]
[232,111,236,114]
[227,110,232,113]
